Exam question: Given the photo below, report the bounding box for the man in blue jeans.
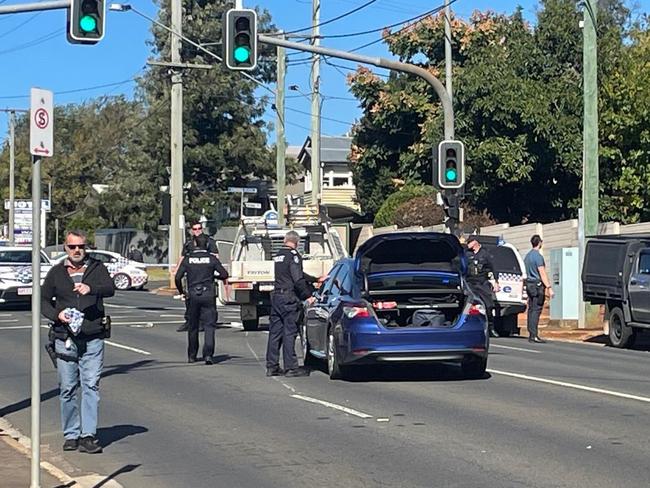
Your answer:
[42,230,115,453]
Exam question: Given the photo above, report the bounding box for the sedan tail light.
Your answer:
[372,301,397,310]
[468,303,486,316]
[343,306,371,319]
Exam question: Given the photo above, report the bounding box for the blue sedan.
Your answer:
[301,232,489,380]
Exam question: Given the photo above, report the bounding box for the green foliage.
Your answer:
[349,0,641,224]
[373,185,435,227]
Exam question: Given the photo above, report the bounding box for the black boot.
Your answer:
[489,327,499,338]
[177,322,189,332]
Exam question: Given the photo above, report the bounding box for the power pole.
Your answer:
[275,34,287,226]
[1,109,28,244]
[582,0,598,237]
[8,111,16,245]
[444,0,452,101]
[310,0,321,207]
[169,0,184,283]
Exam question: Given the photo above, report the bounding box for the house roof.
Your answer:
[297,136,352,167]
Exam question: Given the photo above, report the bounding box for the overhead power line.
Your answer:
[0,12,41,40]
[268,0,379,36]
[0,28,63,57]
[321,0,459,41]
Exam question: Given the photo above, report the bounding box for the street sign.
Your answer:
[244,202,262,209]
[228,186,257,194]
[4,199,51,212]
[30,88,54,157]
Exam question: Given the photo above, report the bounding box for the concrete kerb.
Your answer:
[0,416,124,488]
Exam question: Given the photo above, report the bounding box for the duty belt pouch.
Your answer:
[102,316,112,338]
[193,285,206,296]
[526,282,539,298]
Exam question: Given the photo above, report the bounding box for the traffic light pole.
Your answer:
[257,34,459,233]
[0,0,69,15]
[258,35,454,140]
[310,0,321,206]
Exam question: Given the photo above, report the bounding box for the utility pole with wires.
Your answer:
[169,0,184,285]
[275,33,287,226]
[310,0,321,207]
[1,108,28,245]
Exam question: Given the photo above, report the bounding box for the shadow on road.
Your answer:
[0,360,154,417]
[98,425,148,449]
[307,363,492,383]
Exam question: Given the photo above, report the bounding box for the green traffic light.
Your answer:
[79,14,97,33]
[445,168,458,181]
[234,46,251,63]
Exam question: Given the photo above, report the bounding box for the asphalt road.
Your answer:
[1,290,649,488]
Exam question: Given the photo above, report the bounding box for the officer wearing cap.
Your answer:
[266,231,316,377]
[175,234,229,365]
[465,236,500,338]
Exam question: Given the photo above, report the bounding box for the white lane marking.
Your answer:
[111,320,183,325]
[106,304,137,309]
[0,319,19,323]
[491,344,542,354]
[291,394,373,419]
[246,341,260,361]
[489,369,650,404]
[160,314,185,318]
[105,340,151,355]
[0,325,32,330]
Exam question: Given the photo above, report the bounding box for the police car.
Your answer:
[52,249,148,291]
[473,236,528,337]
[0,247,52,307]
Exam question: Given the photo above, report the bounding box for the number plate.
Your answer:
[17,287,33,296]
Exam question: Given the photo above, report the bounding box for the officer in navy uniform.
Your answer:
[176,220,219,333]
[175,234,229,365]
[266,231,316,377]
[465,236,500,337]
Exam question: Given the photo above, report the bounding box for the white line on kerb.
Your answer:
[491,344,542,354]
[488,369,650,404]
[291,394,373,419]
[105,340,151,355]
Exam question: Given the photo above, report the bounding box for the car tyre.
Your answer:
[608,307,635,348]
[242,317,259,331]
[461,355,487,379]
[301,323,318,368]
[495,314,517,337]
[113,273,131,291]
[327,331,348,380]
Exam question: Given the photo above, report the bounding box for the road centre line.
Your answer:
[488,369,650,404]
[291,394,374,419]
[105,340,151,355]
[491,344,542,354]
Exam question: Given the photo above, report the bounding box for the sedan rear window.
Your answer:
[0,251,49,264]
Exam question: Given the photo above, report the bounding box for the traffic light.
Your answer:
[223,9,258,71]
[68,0,105,44]
[437,140,465,190]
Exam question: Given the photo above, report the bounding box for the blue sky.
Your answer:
[1,0,648,149]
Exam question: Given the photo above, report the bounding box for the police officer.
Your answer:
[175,234,229,365]
[465,236,501,338]
[176,220,219,333]
[266,231,316,378]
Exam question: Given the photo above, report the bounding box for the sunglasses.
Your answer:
[66,244,86,250]
[191,226,202,231]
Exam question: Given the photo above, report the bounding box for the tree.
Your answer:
[348,1,637,225]
[138,0,278,226]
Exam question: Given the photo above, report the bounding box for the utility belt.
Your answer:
[44,316,111,369]
[525,281,545,298]
[272,288,296,294]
